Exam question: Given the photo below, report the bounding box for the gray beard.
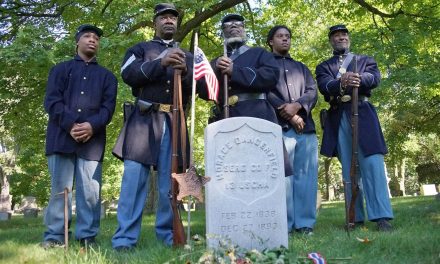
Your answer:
[225,36,246,45]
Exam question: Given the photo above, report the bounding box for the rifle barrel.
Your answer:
[348,56,359,229]
[223,41,229,118]
[170,42,186,246]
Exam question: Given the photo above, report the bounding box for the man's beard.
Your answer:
[225,36,246,45]
[333,43,350,54]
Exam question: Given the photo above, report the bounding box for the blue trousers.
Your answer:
[284,128,318,231]
[43,154,102,242]
[337,112,393,222]
[112,121,173,248]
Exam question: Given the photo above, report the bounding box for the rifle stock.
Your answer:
[347,56,359,231]
[171,43,186,246]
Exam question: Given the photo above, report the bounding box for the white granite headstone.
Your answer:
[420,184,438,196]
[204,117,288,250]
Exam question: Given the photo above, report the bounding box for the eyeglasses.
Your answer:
[222,21,244,28]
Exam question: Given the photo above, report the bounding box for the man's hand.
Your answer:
[215,56,233,76]
[341,72,361,88]
[161,48,187,72]
[278,102,302,120]
[289,115,305,134]
[70,122,93,143]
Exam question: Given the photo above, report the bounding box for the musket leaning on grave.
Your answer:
[346,56,360,233]
[170,42,186,246]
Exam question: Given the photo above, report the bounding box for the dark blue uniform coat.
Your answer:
[199,46,280,123]
[199,46,293,175]
[315,54,387,157]
[44,55,117,161]
[112,37,193,167]
[267,55,317,133]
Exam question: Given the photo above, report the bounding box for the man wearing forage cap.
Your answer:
[42,24,117,248]
[199,13,280,124]
[111,3,194,251]
[316,24,393,232]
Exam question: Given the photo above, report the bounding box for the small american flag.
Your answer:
[194,47,219,101]
[307,252,326,264]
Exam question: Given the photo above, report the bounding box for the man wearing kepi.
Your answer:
[316,24,393,231]
[200,13,279,122]
[42,24,117,248]
[111,3,193,250]
[266,25,318,235]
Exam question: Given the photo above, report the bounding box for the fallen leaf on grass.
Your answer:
[356,237,373,243]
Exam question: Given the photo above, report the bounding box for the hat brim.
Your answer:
[155,8,179,18]
[79,25,103,37]
[222,14,244,24]
[328,28,348,38]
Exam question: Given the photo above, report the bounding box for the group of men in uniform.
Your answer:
[41,2,393,251]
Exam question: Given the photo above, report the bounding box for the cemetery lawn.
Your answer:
[0,195,439,264]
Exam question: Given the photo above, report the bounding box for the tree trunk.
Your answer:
[399,159,406,196]
[392,163,401,196]
[0,167,12,211]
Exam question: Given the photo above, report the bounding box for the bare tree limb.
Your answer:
[353,0,438,20]
[176,0,246,41]
[101,0,114,15]
[123,0,247,42]
[353,0,404,18]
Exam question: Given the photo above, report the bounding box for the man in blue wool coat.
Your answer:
[315,24,393,231]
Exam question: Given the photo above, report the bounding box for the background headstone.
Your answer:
[21,196,39,218]
[0,211,11,220]
[204,117,288,250]
[23,208,38,218]
[420,184,438,196]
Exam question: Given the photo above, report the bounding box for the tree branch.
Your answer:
[353,0,404,18]
[176,0,247,42]
[123,0,247,41]
[354,0,439,20]
[101,0,114,15]
[3,1,72,18]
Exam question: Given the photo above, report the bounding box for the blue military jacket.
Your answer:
[44,55,118,161]
[198,46,294,175]
[315,53,387,157]
[199,46,280,122]
[112,37,193,167]
[267,54,318,134]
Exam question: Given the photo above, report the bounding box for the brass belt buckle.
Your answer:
[159,104,171,113]
[228,95,239,106]
[340,95,351,103]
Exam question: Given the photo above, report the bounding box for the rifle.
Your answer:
[222,41,229,119]
[346,56,359,233]
[170,42,186,246]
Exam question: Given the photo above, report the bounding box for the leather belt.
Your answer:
[228,93,266,105]
[339,95,368,103]
[138,99,172,114]
[154,103,172,113]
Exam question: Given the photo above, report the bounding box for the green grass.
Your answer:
[0,196,439,263]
